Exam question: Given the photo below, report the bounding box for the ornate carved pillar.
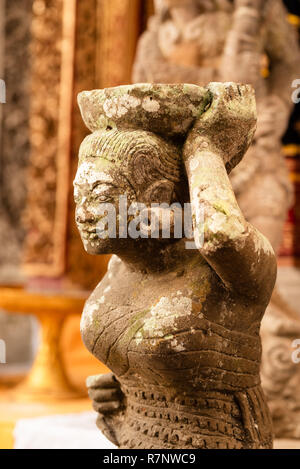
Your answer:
[0,0,34,371]
[0,0,32,283]
[24,0,143,288]
[23,0,75,278]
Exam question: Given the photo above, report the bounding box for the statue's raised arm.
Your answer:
[184,82,277,299]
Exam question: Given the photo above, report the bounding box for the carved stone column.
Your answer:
[0,0,34,371]
[0,0,32,282]
[24,0,142,286]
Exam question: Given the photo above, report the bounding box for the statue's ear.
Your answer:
[143,180,175,204]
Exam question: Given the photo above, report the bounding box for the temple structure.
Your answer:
[0,0,34,368]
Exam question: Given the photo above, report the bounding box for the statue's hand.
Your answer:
[87,372,124,446]
[184,82,257,172]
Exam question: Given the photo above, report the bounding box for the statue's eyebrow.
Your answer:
[90,154,116,164]
[91,181,117,190]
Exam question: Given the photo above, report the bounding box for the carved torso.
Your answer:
[82,250,271,449]
[157,10,233,68]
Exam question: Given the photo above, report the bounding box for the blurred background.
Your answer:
[0,0,299,449]
[0,0,153,390]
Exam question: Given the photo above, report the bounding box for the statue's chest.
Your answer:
[82,265,218,378]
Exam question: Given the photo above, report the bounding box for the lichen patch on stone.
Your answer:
[103,94,141,118]
[74,161,113,186]
[142,96,160,113]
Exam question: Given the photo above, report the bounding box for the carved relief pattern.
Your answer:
[23,0,64,272]
[66,0,110,289]
[0,0,32,280]
[117,384,272,449]
[24,0,142,286]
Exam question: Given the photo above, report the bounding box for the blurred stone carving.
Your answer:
[0,0,32,282]
[77,82,276,449]
[0,0,34,367]
[23,0,68,276]
[133,0,300,439]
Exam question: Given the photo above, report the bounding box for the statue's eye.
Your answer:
[98,195,112,203]
[92,183,116,203]
[93,188,113,203]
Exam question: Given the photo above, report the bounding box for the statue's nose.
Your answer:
[76,206,96,224]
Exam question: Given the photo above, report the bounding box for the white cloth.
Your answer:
[13,411,117,449]
[13,411,300,449]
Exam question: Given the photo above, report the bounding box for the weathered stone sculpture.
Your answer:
[132,0,300,438]
[75,82,276,449]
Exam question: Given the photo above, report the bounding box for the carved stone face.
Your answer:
[74,154,127,255]
[75,84,211,256]
[75,83,256,255]
[74,128,182,255]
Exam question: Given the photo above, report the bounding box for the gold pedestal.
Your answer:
[16,310,81,401]
[0,283,109,449]
[0,287,96,448]
[0,287,88,400]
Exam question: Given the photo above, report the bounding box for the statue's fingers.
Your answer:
[86,372,119,389]
[96,415,119,447]
[93,400,120,413]
[88,387,121,403]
